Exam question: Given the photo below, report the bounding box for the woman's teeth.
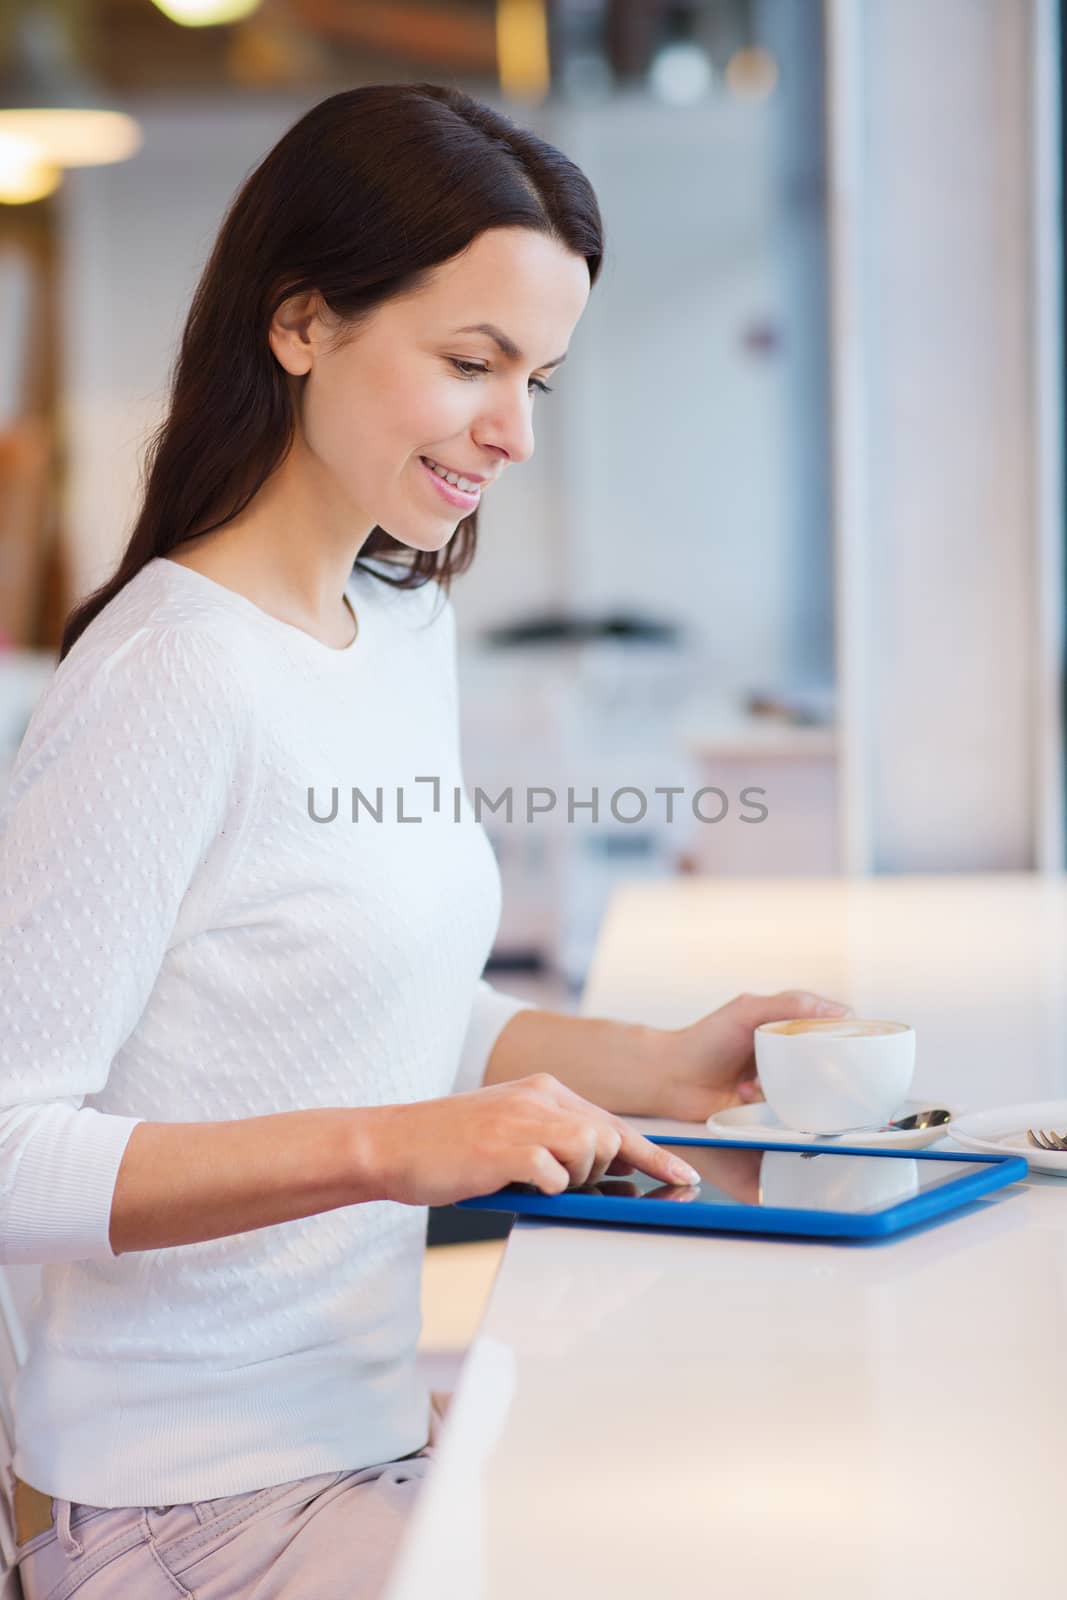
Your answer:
[422,457,481,494]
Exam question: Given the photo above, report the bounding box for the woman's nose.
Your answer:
[478,390,535,466]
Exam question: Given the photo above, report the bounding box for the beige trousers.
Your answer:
[12,1393,447,1600]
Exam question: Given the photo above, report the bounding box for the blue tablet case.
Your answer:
[455,1136,1027,1239]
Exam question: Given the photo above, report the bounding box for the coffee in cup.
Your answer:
[753,1018,915,1134]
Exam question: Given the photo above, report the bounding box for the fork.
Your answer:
[1026,1128,1067,1151]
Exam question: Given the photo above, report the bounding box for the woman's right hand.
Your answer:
[366,1074,702,1208]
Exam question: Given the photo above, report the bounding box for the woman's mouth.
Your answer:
[418,456,482,510]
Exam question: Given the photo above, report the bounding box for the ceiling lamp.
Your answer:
[0,5,141,203]
[0,129,59,204]
[149,0,264,25]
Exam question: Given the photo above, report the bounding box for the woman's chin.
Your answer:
[386,523,460,555]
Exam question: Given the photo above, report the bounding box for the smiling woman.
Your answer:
[57,82,602,661]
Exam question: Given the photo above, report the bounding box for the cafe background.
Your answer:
[0,0,1062,1482]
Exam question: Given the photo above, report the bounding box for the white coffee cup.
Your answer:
[753,1017,916,1134]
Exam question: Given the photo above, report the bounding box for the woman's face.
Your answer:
[273,226,591,552]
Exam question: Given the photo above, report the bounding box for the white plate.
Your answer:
[706,1097,953,1151]
[947,1099,1067,1177]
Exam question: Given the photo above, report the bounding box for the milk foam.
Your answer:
[764,1018,908,1037]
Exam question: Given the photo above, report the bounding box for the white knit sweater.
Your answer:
[0,555,533,1507]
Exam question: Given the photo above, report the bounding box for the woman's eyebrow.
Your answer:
[452,323,568,368]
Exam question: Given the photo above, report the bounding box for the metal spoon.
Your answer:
[807,1107,952,1141]
[796,1107,952,1158]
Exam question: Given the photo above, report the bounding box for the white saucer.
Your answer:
[706,1097,953,1151]
[947,1099,1067,1177]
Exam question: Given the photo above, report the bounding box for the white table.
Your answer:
[386,876,1067,1599]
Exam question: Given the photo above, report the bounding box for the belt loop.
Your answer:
[56,1498,84,1559]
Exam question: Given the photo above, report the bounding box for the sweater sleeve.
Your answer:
[0,623,256,1265]
[451,978,537,1095]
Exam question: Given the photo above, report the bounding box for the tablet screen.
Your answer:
[508,1147,991,1214]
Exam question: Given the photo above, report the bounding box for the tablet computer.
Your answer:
[455,1137,1026,1239]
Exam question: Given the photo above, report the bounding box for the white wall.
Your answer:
[834,0,1043,871]
[527,89,826,700]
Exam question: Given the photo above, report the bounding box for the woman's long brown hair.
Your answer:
[59,82,604,662]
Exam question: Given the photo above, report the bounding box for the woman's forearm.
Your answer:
[481,1007,672,1116]
[110,1016,672,1256]
[109,1108,385,1255]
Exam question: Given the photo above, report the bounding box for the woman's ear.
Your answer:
[268,290,325,377]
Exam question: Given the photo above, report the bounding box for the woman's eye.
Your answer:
[449,358,553,395]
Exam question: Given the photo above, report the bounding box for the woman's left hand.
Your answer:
[655,990,851,1124]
